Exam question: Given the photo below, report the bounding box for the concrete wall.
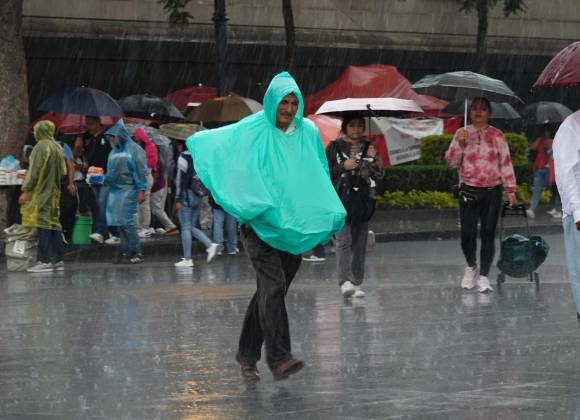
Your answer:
[23,0,580,55]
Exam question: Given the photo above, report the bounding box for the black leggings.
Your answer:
[459,186,502,276]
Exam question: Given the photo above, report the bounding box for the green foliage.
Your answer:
[376,190,458,209]
[158,0,193,24]
[377,164,533,194]
[457,0,527,16]
[504,132,528,166]
[417,132,529,166]
[513,183,552,205]
[417,135,453,165]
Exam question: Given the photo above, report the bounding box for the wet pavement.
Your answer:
[2,234,580,419]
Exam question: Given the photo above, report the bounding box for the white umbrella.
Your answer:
[315,97,423,116]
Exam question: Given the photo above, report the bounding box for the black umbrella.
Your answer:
[412,71,522,127]
[119,94,184,121]
[37,87,124,116]
[443,100,521,120]
[521,101,572,125]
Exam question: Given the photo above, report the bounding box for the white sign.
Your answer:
[372,118,443,165]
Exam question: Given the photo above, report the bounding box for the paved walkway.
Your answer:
[0,235,577,419]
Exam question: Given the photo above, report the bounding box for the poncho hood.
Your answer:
[33,120,57,143]
[105,119,133,149]
[263,71,304,128]
[185,72,345,254]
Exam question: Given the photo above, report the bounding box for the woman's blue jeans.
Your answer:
[213,208,238,253]
[178,192,212,259]
[118,225,140,255]
[531,168,549,210]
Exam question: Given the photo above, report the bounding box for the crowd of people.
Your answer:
[13,70,580,382]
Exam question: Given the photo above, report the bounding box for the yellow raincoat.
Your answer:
[21,120,66,230]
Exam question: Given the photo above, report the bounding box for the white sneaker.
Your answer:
[341,281,356,298]
[147,227,156,235]
[477,275,493,293]
[526,209,535,219]
[206,243,219,263]
[461,266,477,290]
[353,285,366,298]
[89,233,104,244]
[105,236,120,245]
[302,255,326,262]
[27,262,53,273]
[174,258,194,267]
[52,261,65,271]
[155,227,167,235]
[227,248,239,255]
[552,211,562,219]
[138,229,151,238]
[547,208,557,216]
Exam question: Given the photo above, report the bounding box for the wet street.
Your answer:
[2,234,580,419]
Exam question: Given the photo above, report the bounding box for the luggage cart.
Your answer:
[496,203,549,289]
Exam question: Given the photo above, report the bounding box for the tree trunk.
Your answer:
[282,0,296,74]
[475,0,488,74]
[0,0,28,231]
[213,0,229,97]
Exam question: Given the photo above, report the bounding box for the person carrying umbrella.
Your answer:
[326,112,384,298]
[186,71,345,381]
[445,97,517,293]
[19,120,67,273]
[103,120,148,264]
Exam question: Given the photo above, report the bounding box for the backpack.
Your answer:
[334,140,376,224]
[182,153,209,197]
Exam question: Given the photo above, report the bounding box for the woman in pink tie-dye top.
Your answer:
[445,97,517,294]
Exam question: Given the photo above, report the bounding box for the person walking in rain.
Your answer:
[103,120,148,264]
[20,120,67,273]
[553,110,580,322]
[445,97,517,293]
[173,148,219,267]
[186,72,345,381]
[326,113,384,298]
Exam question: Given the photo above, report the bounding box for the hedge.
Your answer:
[418,132,529,166]
[375,184,551,209]
[377,164,533,194]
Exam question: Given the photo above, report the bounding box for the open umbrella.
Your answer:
[164,86,217,112]
[125,124,171,147]
[443,100,520,120]
[159,123,205,141]
[38,87,124,116]
[119,94,184,121]
[412,71,522,127]
[534,42,580,87]
[315,97,423,116]
[186,95,262,123]
[521,101,572,125]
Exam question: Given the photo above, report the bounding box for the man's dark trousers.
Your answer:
[238,226,301,370]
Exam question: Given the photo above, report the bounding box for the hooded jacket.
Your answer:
[104,120,148,227]
[186,72,346,254]
[132,127,158,171]
[21,120,67,230]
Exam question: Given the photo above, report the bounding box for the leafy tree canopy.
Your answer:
[458,0,527,16]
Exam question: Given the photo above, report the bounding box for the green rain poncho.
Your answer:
[21,120,66,230]
[186,72,346,254]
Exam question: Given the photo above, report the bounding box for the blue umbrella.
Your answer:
[37,87,124,117]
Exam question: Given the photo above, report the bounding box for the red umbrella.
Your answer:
[164,87,217,112]
[31,113,152,135]
[306,114,341,147]
[534,41,580,87]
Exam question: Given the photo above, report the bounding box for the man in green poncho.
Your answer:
[186,72,346,381]
[19,120,67,273]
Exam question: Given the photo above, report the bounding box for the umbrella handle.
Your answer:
[464,99,468,129]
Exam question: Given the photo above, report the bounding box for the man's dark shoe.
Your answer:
[235,352,260,381]
[272,358,304,381]
[129,253,143,264]
[577,312,580,323]
[112,253,129,264]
